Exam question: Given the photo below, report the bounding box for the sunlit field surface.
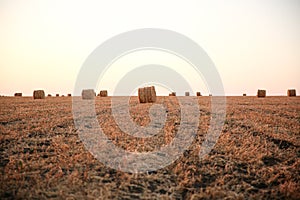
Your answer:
[0,96,299,199]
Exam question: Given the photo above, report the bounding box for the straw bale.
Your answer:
[82,89,95,100]
[257,90,267,97]
[287,89,296,97]
[14,93,22,97]
[257,90,266,98]
[99,90,108,97]
[138,86,156,103]
[33,90,45,99]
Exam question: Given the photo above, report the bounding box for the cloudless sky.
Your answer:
[0,0,299,96]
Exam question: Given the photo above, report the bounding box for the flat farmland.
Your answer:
[0,96,299,199]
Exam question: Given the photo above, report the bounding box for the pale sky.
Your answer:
[1,0,299,96]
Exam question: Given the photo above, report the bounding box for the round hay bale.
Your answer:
[185,92,190,96]
[56,94,59,97]
[14,93,22,97]
[33,90,45,99]
[144,87,150,102]
[287,89,296,97]
[257,90,266,98]
[67,94,71,97]
[243,93,247,96]
[82,89,95,100]
[47,94,52,97]
[138,88,146,103]
[148,86,156,103]
[196,92,201,96]
[99,90,108,97]
[138,86,156,103]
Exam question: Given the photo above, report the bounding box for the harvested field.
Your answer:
[0,96,299,199]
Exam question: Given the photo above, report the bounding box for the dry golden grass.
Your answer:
[0,96,299,199]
